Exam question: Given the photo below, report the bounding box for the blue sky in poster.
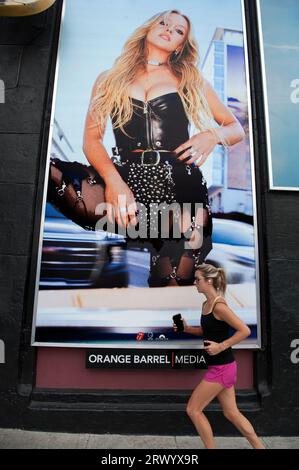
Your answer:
[260,0,299,188]
[54,0,243,160]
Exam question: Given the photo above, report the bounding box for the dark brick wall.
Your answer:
[0,0,298,435]
[0,2,59,423]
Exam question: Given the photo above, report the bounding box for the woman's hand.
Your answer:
[204,340,223,355]
[104,176,138,228]
[174,130,218,168]
[172,317,188,333]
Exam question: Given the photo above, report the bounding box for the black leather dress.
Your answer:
[110,92,213,287]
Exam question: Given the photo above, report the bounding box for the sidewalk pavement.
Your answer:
[0,429,299,449]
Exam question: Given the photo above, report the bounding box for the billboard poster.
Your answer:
[257,0,299,190]
[31,0,261,349]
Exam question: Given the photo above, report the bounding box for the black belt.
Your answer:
[112,147,184,166]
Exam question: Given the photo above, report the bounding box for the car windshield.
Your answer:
[212,220,254,246]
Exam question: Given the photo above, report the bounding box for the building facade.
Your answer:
[0,0,299,435]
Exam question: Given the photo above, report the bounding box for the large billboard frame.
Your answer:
[29,0,263,350]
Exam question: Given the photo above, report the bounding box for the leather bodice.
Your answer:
[111,92,190,151]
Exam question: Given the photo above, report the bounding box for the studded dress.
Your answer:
[109,91,213,287]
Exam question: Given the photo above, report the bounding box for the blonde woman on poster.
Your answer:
[55,9,245,287]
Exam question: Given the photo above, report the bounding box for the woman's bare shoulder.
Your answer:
[213,297,228,310]
[212,298,228,320]
[214,297,229,310]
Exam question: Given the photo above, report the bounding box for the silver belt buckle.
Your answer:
[141,150,161,166]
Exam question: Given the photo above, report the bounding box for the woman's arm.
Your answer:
[184,326,203,336]
[175,79,245,166]
[204,303,250,356]
[214,303,251,351]
[203,79,245,146]
[172,318,203,336]
[82,73,137,227]
[82,72,123,185]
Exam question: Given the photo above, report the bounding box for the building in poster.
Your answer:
[202,28,252,215]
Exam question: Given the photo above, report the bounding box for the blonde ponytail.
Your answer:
[195,264,227,296]
[215,267,226,296]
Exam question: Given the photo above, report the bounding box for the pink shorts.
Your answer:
[203,361,237,389]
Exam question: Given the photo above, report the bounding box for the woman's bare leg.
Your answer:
[217,386,266,449]
[186,379,224,449]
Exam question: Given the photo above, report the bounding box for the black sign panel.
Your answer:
[86,349,207,369]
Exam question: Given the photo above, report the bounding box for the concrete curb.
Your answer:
[0,429,299,449]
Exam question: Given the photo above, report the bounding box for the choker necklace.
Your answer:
[145,59,167,66]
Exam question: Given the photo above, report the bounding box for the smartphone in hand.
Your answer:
[172,313,184,332]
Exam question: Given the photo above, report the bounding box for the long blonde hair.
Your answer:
[196,263,227,296]
[89,9,227,146]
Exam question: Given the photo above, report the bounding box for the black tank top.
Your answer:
[111,92,190,151]
[201,296,235,366]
